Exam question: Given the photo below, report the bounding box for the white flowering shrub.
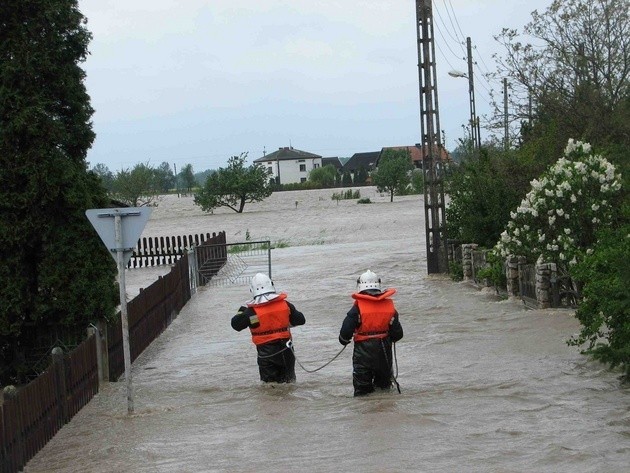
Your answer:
[494,139,623,267]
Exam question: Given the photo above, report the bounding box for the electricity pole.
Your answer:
[416,0,448,274]
[466,37,481,153]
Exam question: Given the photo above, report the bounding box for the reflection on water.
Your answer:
[24,224,629,472]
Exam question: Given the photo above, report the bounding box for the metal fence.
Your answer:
[518,263,538,308]
[195,240,271,288]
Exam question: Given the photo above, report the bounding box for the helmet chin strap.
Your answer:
[248,292,279,304]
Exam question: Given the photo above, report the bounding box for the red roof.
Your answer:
[380,146,452,167]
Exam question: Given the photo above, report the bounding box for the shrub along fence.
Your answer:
[0,231,227,473]
[460,243,581,309]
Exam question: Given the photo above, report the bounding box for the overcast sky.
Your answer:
[78,0,552,173]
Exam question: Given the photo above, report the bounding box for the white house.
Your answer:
[253,147,322,185]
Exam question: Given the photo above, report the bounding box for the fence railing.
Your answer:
[518,263,538,308]
[460,243,580,309]
[1,230,227,473]
[196,240,271,288]
[128,232,215,268]
[0,336,98,473]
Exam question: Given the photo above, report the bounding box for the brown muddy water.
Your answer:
[24,189,629,472]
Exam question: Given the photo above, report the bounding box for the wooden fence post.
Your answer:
[96,320,110,383]
[87,325,108,387]
[51,347,68,424]
[2,385,20,472]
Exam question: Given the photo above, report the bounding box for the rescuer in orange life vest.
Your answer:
[231,273,306,383]
[339,270,403,396]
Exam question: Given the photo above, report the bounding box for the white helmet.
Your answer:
[250,273,276,297]
[357,270,381,292]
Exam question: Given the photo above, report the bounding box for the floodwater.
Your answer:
[25,189,629,472]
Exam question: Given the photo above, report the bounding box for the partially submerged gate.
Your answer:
[192,240,272,288]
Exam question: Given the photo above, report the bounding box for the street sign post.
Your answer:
[86,207,152,414]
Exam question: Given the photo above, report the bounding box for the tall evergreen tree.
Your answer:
[0,0,118,383]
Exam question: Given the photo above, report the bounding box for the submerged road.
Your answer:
[24,238,629,472]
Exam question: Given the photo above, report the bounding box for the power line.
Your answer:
[443,0,467,47]
[435,41,464,73]
[436,26,465,61]
[434,2,465,56]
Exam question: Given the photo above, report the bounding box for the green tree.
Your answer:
[341,170,352,187]
[92,163,115,192]
[111,162,161,207]
[0,0,118,384]
[194,153,272,213]
[179,163,195,193]
[154,161,174,193]
[195,169,215,187]
[568,210,630,380]
[372,149,413,202]
[410,168,424,194]
[446,145,533,248]
[492,0,630,149]
[354,166,368,185]
[308,164,337,188]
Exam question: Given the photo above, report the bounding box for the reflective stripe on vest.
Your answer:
[352,289,396,342]
[249,293,291,346]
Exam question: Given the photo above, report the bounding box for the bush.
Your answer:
[446,146,531,248]
[475,251,506,289]
[568,212,630,380]
[449,261,463,281]
[494,140,623,268]
[331,189,360,201]
[357,198,371,204]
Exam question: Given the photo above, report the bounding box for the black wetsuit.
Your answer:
[339,293,403,396]
[232,301,305,383]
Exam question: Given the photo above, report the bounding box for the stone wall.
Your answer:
[461,243,561,309]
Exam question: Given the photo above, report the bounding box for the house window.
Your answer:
[313,163,320,169]
[300,178,307,183]
[298,159,305,162]
[267,167,273,174]
[267,161,272,164]
[299,164,306,172]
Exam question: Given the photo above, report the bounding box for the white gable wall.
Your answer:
[258,158,322,185]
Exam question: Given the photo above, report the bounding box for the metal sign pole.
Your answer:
[114,213,134,414]
[86,207,151,415]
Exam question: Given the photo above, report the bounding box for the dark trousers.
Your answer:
[256,339,296,383]
[352,338,393,396]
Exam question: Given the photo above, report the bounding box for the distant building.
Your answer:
[343,151,380,175]
[377,145,452,169]
[322,157,343,172]
[253,146,322,185]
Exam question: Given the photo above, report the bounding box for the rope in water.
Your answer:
[392,342,401,393]
[256,339,400,393]
[289,340,348,373]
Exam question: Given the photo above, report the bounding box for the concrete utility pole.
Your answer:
[466,37,481,153]
[415,0,448,274]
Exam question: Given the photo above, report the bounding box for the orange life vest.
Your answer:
[247,293,291,346]
[351,288,397,342]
